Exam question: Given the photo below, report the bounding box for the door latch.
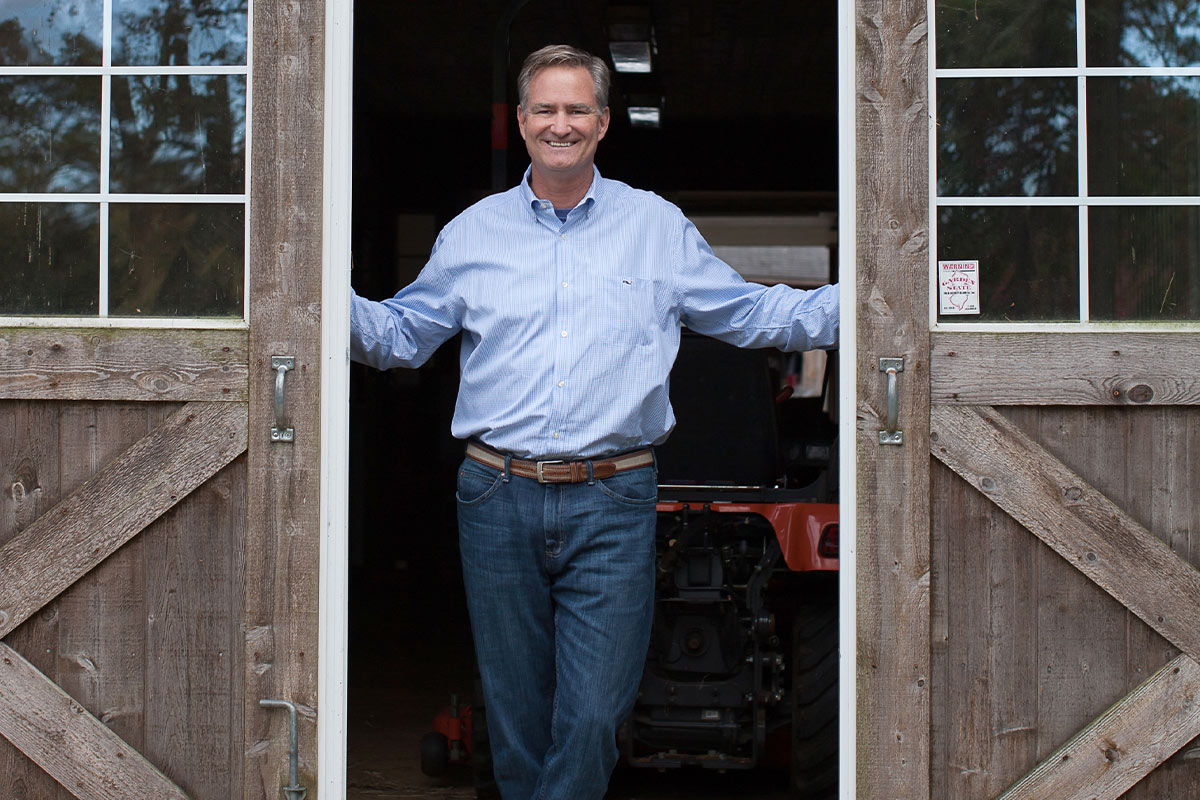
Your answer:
[878,357,904,446]
[259,699,306,800]
[270,356,295,443]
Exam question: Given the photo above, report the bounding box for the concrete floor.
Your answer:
[345,565,793,800]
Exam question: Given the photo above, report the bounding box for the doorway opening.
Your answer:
[346,3,841,797]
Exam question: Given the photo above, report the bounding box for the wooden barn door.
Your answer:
[856,1,1200,799]
[0,0,327,797]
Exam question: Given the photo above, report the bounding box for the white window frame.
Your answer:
[928,0,1200,333]
[0,0,253,330]
[836,0,857,796]
[319,0,353,792]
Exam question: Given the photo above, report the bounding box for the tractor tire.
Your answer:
[791,592,838,799]
[420,731,450,777]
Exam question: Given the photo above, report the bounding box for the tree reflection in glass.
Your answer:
[108,203,243,317]
[937,0,1076,68]
[113,0,247,66]
[938,77,1078,197]
[1091,206,1200,319]
[0,1,102,66]
[1088,0,1200,67]
[0,203,100,315]
[938,205,1079,321]
[110,75,246,194]
[0,77,101,193]
[1089,77,1200,197]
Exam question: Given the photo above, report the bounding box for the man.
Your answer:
[351,44,838,800]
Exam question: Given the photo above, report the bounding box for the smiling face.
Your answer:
[517,65,610,199]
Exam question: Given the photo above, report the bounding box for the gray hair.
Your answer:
[517,44,611,110]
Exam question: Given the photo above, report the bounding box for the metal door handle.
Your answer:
[879,357,904,445]
[260,699,306,800]
[271,356,295,443]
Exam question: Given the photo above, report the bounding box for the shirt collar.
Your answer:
[520,165,603,213]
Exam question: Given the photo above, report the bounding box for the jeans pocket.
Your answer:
[595,467,658,505]
[456,461,504,506]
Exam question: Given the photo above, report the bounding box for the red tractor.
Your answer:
[617,331,839,798]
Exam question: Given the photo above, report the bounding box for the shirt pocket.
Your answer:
[576,275,659,347]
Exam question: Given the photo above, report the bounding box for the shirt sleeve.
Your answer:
[672,217,839,352]
[349,238,465,369]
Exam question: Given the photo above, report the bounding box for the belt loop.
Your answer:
[585,459,595,486]
[502,453,512,483]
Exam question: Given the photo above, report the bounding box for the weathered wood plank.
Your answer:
[56,405,159,754]
[855,0,931,795]
[0,401,80,799]
[144,458,246,799]
[0,642,187,800]
[0,328,248,402]
[246,0,326,795]
[930,405,1200,664]
[930,456,1041,799]
[998,654,1200,800]
[0,401,248,639]
[1122,407,1200,800]
[930,333,1200,406]
[1020,408,1131,763]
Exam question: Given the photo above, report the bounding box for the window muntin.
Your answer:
[0,0,249,325]
[933,0,1200,324]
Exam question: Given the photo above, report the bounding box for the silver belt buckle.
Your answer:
[536,460,564,483]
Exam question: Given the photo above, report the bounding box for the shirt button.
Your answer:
[552,432,560,439]
[560,234,567,240]
[558,380,566,387]
[560,331,568,337]
[561,282,568,288]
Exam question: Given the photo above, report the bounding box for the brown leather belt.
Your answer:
[465,441,654,484]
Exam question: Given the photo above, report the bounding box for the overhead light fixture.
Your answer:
[627,105,661,127]
[607,4,654,74]
[626,93,663,128]
[609,41,653,74]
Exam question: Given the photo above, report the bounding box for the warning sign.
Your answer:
[938,260,980,315]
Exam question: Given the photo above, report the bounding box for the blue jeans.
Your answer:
[456,456,658,800]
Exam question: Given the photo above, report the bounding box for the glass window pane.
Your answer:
[0,203,99,315]
[1090,206,1200,320]
[108,203,243,317]
[112,0,247,66]
[936,0,1076,68]
[1087,0,1200,67]
[110,75,246,194]
[0,76,102,193]
[938,206,1079,321]
[0,1,102,66]
[938,78,1078,196]
[1088,77,1200,196]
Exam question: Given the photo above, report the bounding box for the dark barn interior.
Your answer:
[347,2,838,796]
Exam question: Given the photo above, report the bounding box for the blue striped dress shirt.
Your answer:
[350,167,839,459]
